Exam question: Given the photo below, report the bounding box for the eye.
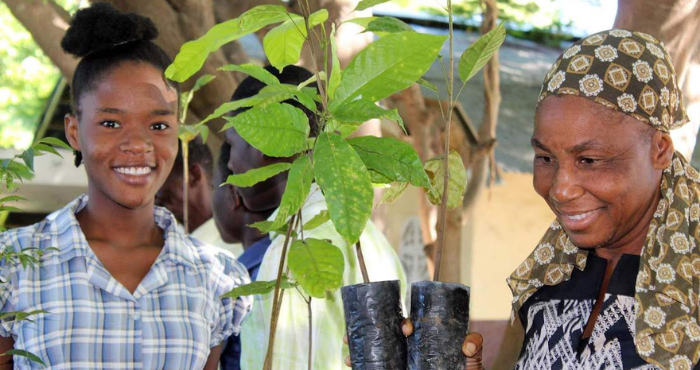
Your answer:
[579,157,598,165]
[535,155,552,164]
[150,123,170,131]
[101,121,121,129]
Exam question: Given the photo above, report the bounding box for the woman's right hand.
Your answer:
[343,319,484,370]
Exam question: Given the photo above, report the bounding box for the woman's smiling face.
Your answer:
[65,61,179,211]
[532,95,670,256]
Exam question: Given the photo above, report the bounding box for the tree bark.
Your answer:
[614,0,700,161]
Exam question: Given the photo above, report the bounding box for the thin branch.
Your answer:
[263,214,298,370]
[433,0,455,282]
[307,297,313,370]
[355,240,370,284]
[182,140,190,234]
[299,0,329,112]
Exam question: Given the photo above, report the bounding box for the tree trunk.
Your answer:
[2,0,76,81]
[614,0,700,161]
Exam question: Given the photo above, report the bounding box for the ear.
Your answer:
[64,114,82,151]
[189,163,204,186]
[651,131,674,170]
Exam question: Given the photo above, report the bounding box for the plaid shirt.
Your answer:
[0,195,251,369]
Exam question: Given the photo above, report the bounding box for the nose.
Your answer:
[120,124,154,155]
[549,163,584,204]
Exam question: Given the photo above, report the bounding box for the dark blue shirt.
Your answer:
[220,236,272,370]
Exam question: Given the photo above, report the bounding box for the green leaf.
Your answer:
[20,149,34,172]
[417,77,438,93]
[201,84,311,126]
[380,182,409,204]
[364,17,414,34]
[328,24,341,100]
[192,74,216,92]
[218,63,280,86]
[458,23,506,83]
[36,137,72,150]
[269,155,313,229]
[198,125,209,143]
[178,125,199,142]
[221,276,294,299]
[348,136,430,188]
[165,5,290,82]
[329,32,446,112]
[355,0,391,11]
[332,99,405,133]
[0,195,26,203]
[224,162,292,187]
[3,349,45,366]
[224,103,310,157]
[314,133,373,244]
[303,210,330,230]
[288,238,344,298]
[424,151,468,209]
[263,10,329,72]
[32,143,61,157]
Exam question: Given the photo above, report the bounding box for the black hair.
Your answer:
[61,3,177,166]
[218,141,233,180]
[171,138,214,185]
[230,65,320,137]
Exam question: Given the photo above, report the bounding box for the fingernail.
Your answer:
[465,342,477,356]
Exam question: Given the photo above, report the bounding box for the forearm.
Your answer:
[0,337,14,370]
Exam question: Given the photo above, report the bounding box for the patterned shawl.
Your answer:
[509,29,699,369]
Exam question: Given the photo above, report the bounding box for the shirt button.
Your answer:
[133,312,141,320]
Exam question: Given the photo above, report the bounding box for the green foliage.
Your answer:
[380,182,409,204]
[424,151,468,209]
[302,210,330,231]
[329,32,447,112]
[458,23,506,83]
[314,133,373,245]
[263,10,328,72]
[287,238,344,298]
[165,5,291,82]
[180,74,216,123]
[224,103,310,157]
[355,0,392,11]
[363,17,415,34]
[218,63,281,86]
[266,155,313,232]
[224,162,292,188]
[3,349,45,367]
[348,136,430,188]
[328,25,341,100]
[331,99,405,133]
[221,276,295,299]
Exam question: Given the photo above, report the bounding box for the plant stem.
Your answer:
[307,297,313,370]
[433,0,455,282]
[299,0,329,112]
[356,240,370,284]
[263,214,298,370]
[182,139,190,234]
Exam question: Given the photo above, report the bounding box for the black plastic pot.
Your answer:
[408,281,470,370]
[341,280,407,370]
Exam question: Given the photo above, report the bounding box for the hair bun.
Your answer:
[61,3,159,58]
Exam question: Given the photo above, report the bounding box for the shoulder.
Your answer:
[188,235,250,284]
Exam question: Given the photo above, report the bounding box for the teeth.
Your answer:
[115,167,152,176]
[566,211,593,221]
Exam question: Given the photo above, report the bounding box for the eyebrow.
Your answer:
[96,107,175,116]
[531,138,606,155]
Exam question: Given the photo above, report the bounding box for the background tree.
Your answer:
[614,0,700,162]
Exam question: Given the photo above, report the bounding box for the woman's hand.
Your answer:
[343,319,484,370]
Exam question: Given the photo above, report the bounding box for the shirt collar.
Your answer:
[48,195,197,270]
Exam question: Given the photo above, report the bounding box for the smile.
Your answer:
[564,210,595,221]
[114,166,153,176]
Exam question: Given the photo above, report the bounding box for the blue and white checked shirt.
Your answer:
[0,195,252,369]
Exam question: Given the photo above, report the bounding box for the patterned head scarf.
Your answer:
[510,29,700,369]
[538,29,688,131]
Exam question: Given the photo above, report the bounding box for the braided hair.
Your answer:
[60,3,177,167]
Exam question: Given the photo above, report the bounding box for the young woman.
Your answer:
[0,4,250,369]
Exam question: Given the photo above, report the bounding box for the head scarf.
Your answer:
[509,29,700,370]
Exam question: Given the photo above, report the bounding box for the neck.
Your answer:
[78,188,161,249]
[241,209,275,249]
